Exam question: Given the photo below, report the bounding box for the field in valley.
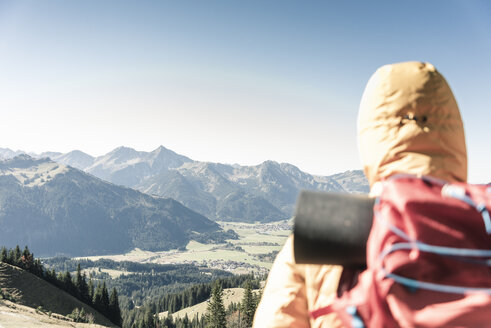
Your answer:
[79,220,292,275]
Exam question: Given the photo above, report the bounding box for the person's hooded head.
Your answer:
[358,61,467,188]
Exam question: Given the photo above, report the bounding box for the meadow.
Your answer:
[80,220,292,275]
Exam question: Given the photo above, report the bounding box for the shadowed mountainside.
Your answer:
[0,155,231,257]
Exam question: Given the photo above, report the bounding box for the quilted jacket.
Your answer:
[253,61,467,327]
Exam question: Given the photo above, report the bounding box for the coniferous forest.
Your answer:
[1,245,262,327]
[0,245,121,326]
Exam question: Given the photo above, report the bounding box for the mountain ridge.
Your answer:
[0,155,232,257]
[0,146,369,222]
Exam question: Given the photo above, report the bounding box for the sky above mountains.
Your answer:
[1,1,490,182]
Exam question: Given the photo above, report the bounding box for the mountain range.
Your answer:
[0,155,234,257]
[0,146,369,223]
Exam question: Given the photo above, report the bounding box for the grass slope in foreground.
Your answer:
[0,262,115,327]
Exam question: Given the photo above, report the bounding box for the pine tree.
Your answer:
[14,245,22,265]
[144,307,155,328]
[0,247,7,262]
[182,313,190,328]
[62,270,76,296]
[93,282,103,312]
[240,281,256,327]
[75,264,83,297]
[75,264,90,304]
[20,246,33,270]
[101,282,110,314]
[169,294,176,314]
[32,258,43,277]
[109,287,122,326]
[79,307,86,322]
[163,313,174,328]
[88,278,95,305]
[21,245,30,258]
[80,272,90,304]
[45,268,56,284]
[205,283,226,328]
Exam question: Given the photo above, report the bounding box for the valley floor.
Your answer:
[78,220,291,275]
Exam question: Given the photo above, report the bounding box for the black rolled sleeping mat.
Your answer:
[293,190,374,266]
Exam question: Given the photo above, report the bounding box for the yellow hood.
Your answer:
[358,62,467,187]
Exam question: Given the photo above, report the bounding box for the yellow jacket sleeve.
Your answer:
[254,236,344,328]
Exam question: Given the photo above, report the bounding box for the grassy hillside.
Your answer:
[0,299,110,328]
[158,287,261,321]
[0,262,115,327]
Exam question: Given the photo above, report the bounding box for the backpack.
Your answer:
[310,175,491,328]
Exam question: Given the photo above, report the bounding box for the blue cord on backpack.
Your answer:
[476,203,491,234]
[346,306,365,328]
[442,184,491,234]
[374,188,491,296]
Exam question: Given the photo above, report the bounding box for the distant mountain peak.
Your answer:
[258,160,284,177]
[149,145,192,162]
[260,160,279,167]
[38,151,63,159]
[68,149,86,155]
[109,146,139,155]
[54,150,95,170]
[153,145,168,152]
[0,148,23,160]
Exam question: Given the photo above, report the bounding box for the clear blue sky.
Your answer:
[1,0,490,182]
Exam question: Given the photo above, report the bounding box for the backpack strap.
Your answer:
[310,304,334,319]
[442,184,491,234]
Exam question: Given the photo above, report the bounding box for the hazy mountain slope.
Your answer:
[50,150,95,170]
[170,160,348,220]
[138,169,218,219]
[326,170,370,193]
[216,191,285,222]
[0,262,115,327]
[223,161,346,215]
[0,155,226,257]
[0,147,23,160]
[58,146,368,222]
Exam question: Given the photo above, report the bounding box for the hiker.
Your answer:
[253,61,467,327]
